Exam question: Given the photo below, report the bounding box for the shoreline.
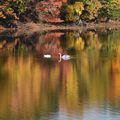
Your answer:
[1,21,120,35]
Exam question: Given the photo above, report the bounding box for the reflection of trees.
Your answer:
[104,34,120,113]
[0,32,40,52]
[35,32,64,58]
[0,55,61,119]
[108,38,120,102]
[65,32,85,51]
[0,29,120,119]
[0,45,120,119]
[0,29,120,55]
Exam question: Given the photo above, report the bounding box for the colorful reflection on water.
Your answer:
[0,29,120,120]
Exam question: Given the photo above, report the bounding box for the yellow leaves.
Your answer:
[65,14,76,21]
[83,0,102,20]
[65,5,74,14]
[73,2,84,15]
[65,2,84,22]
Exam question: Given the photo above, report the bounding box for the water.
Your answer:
[0,29,120,120]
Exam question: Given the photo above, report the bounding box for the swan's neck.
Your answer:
[58,53,62,62]
[59,53,62,58]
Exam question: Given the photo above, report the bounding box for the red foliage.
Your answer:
[36,0,67,22]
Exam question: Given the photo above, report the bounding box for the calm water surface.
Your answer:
[0,29,120,120]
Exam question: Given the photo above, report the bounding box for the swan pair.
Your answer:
[43,53,71,62]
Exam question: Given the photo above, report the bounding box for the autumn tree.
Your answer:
[61,2,84,22]
[0,0,39,27]
[36,0,67,22]
[81,0,102,21]
[99,0,120,20]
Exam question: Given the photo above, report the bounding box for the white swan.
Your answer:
[58,53,71,62]
[43,54,52,58]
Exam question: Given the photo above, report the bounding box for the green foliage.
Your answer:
[99,0,112,17]
[110,8,120,20]
[98,0,120,20]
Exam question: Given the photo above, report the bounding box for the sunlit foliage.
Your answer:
[62,0,120,22]
[61,2,84,22]
[82,0,102,20]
